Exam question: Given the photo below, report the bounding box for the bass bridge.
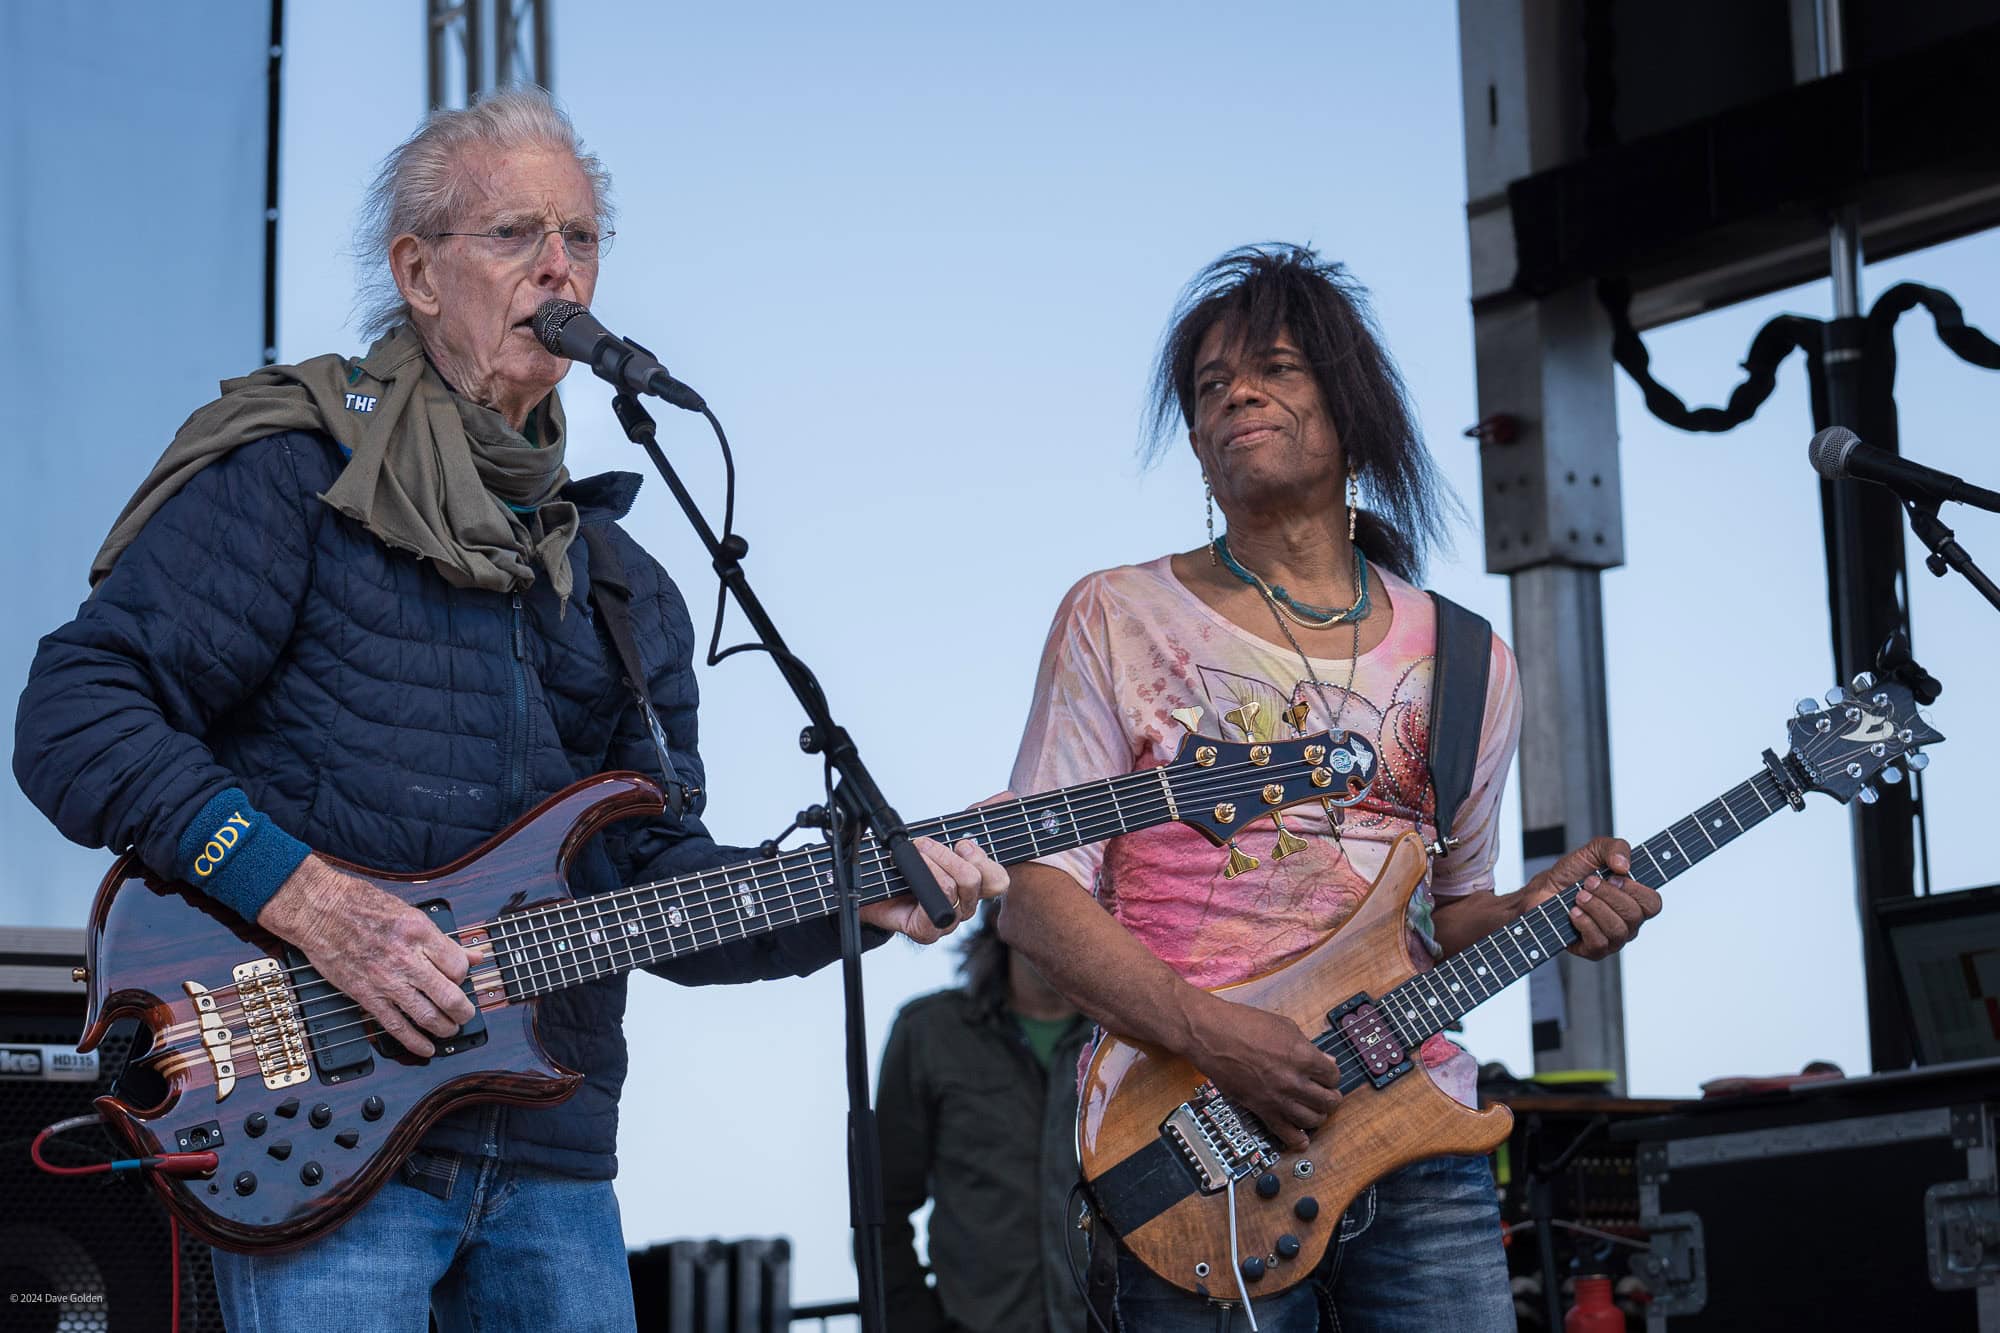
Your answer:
[1162,1083,1278,1194]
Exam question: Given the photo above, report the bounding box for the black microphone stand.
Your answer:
[605,389,954,1333]
[1904,498,2000,613]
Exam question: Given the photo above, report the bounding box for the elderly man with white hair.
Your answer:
[14,89,1003,1331]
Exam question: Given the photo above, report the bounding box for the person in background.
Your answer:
[879,898,1092,1332]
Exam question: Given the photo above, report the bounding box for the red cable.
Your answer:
[30,1124,113,1175]
[32,1119,206,1333]
[170,1214,181,1333]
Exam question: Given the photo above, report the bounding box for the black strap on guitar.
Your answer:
[580,524,694,820]
[1424,591,1492,860]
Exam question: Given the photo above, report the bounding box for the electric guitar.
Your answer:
[1078,672,1944,1301]
[77,725,1384,1252]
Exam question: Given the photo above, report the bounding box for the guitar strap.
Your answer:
[580,524,693,821]
[1424,591,1492,860]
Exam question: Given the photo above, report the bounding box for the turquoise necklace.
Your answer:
[1212,535,1371,628]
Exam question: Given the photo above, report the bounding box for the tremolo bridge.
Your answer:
[1162,1082,1278,1194]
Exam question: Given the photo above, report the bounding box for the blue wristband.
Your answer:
[175,788,312,924]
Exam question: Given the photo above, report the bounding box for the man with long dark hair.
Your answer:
[1000,245,1661,1330]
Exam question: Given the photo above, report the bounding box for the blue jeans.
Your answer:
[209,1155,636,1332]
[1113,1155,1512,1332]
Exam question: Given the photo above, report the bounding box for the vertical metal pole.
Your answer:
[464,0,484,105]
[1460,0,1631,1090]
[262,0,283,365]
[1819,0,1864,328]
[1810,0,1921,1072]
[496,0,516,91]
[533,0,552,88]
[1510,560,1623,1086]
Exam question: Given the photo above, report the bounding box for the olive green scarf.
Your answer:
[91,323,578,605]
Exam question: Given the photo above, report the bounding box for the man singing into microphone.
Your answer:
[13,89,1004,1332]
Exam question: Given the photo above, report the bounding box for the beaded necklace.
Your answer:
[1253,568,1362,854]
[1212,535,1370,628]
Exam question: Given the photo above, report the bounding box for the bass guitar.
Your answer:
[77,725,1383,1252]
[1078,672,1943,1301]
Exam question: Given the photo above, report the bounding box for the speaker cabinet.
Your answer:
[627,1237,792,1333]
[0,926,224,1332]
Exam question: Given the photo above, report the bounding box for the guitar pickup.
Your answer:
[289,899,487,1082]
[1328,994,1413,1089]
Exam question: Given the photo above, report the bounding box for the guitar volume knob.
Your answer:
[1255,1172,1280,1198]
[1276,1233,1301,1260]
[1239,1256,1265,1281]
[1294,1197,1320,1221]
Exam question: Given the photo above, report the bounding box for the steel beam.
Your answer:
[1461,0,1630,1089]
[427,0,550,110]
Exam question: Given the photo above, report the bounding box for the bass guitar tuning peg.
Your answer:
[1795,698,1820,716]
[1270,814,1309,860]
[1880,766,1902,785]
[1170,707,1204,735]
[1907,752,1930,771]
[1224,702,1261,738]
[1856,785,1880,805]
[1223,842,1261,879]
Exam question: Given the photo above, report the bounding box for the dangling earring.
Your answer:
[1205,476,1218,563]
[1346,472,1359,543]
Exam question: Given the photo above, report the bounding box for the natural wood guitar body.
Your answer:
[1077,833,1512,1299]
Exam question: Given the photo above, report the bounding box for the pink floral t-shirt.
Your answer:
[1008,556,1522,1106]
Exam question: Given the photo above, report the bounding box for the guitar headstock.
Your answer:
[1783,671,1944,806]
[1161,727,1377,857]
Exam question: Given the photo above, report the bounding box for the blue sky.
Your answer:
[8,2,1996,1307]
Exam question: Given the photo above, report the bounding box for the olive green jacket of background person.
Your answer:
[877,988,1092,1333]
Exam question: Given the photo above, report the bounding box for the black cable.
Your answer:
[1867,282,2000,371]
[1600,276,2000,436]
[688,400,832,720]
[1065,1180,1120,1333]
[1598,277,1822,434]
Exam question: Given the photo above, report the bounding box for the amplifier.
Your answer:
[0,924,225,1332]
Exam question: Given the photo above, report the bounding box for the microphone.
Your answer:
[1808,427,2000,514]
[532,299,707,413]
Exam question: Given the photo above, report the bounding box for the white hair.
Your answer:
[353,88,615,341]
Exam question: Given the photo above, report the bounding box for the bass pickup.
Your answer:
[287,899,488,1084]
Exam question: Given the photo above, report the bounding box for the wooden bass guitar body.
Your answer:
[77,774,660,1252]
[1078,833,1510,1299]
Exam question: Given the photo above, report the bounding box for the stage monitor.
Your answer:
[1879,883,2000,1065]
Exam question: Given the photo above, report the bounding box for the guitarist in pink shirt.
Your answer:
[1002,245,1661,1332]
